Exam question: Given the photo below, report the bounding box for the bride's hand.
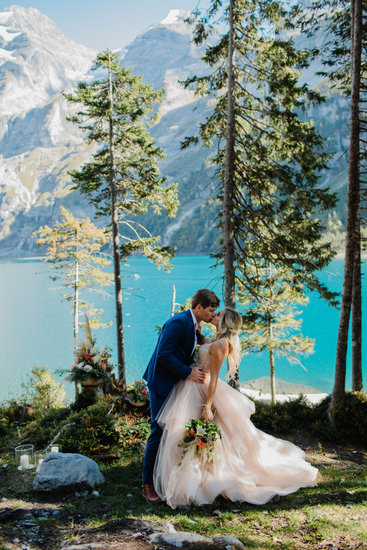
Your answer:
[202,404,214,422]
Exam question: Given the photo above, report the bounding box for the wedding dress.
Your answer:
[153,343,317,509]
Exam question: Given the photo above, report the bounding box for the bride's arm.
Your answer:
[202,339,229,422]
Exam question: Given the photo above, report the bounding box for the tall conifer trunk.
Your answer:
[224,0,238,389]
[269,332,276,405]
[108,57,126,390]
[73,229,79,341]
[224,0,236,311]
[74,229,80,397]
[352,221,363,390]
[331,0,362,413]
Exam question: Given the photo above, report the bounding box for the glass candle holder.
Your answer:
[34,450,46,472]
[15,444,35,470]
[48,444,60,453]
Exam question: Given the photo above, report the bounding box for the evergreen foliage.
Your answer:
[297,0,366,402]
[65,51,178,263]
[65,50,179,388]
[182,0,338,306]
[240,263,314,404]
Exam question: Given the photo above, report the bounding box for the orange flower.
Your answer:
[189,429,195,436]
[196,441,207,448]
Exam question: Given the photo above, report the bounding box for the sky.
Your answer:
[0,0,212,51]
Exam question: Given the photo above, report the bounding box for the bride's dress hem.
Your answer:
[153,344,318,510]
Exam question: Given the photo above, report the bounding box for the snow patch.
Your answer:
[0,11,11,24]
[160,9,187,25]
[0,48,16,62]
[0,25,21,42]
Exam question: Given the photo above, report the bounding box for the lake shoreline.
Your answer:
[2,252,367,261]
[240,376,329,405]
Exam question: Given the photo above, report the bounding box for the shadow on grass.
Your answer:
[95,456,367,521]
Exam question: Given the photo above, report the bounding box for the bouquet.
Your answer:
[178,416,222,465]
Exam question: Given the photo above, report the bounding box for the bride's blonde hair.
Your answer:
[215,307,242,381]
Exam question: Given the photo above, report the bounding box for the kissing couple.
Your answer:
[142,288,317,509]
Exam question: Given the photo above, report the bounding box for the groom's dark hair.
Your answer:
[191,289,220,309]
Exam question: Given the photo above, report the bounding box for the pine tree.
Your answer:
[332,0,363,407]
[65,51,179,390]
[183,0,338,382]
[35,206,113,339]
[298,0,365,402]
[239,263,314,405]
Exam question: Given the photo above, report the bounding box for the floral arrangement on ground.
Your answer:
[65,338,114,384]
[125,380,149,406]
[63,315,115,385]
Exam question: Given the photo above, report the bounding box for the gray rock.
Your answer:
[212,535,245,547]
[33,452,105,493]
[149,531,208,547]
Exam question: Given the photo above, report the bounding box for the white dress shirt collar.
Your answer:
[189,308,198,330]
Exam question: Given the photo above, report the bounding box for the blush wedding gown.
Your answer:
[153,343,318,509]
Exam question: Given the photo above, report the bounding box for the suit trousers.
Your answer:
[142,389,167,485]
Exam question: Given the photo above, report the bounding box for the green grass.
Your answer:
[55,445,366,550]
[1,400,366,550]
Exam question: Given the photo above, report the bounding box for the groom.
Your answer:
[142,288,220,503]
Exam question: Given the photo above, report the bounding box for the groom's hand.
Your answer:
[188,366,207,384]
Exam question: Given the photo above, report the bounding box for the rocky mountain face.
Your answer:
[0,6,348,256]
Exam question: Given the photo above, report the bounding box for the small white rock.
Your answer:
[162,521,176,533]
[92,490,99,497]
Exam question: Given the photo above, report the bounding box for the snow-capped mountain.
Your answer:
[0,6,349,256]
[0,6,95,127]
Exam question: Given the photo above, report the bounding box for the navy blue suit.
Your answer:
[142,310,196,484]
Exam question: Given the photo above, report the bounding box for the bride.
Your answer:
[153,307,318,509]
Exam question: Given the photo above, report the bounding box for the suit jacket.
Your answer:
[143,309,195,397]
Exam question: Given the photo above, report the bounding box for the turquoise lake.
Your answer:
[0,256,366,403]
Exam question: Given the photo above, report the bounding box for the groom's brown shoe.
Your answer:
[142,483,162,503]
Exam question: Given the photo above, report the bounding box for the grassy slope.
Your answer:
[0,434,366,550]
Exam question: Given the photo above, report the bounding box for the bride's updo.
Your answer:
[215,307,242,381]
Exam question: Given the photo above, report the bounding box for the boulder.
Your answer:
[33,452,105,493]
